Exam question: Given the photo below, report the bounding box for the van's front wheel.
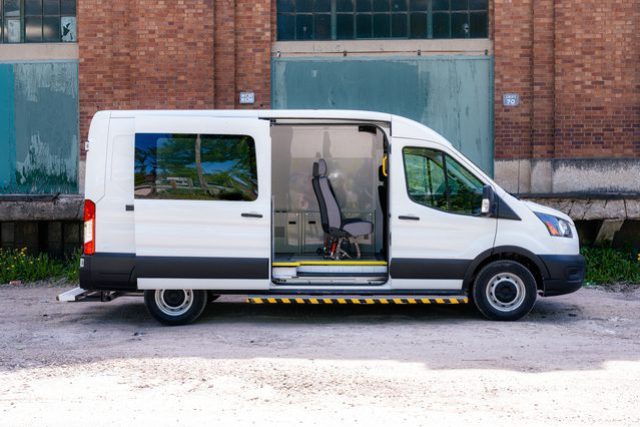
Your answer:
[472,260,537,321]
[144,289,207,325]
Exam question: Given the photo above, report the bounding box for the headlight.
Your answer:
[535,212,573,238]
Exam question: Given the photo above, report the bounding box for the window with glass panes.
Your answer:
[277,0,487,40]
[1,0,76,43]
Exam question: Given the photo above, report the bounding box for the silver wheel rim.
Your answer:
[485,273,526,312]
[155,289,194,317]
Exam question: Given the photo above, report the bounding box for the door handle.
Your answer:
[398,215,420,221]
[241,212,263,218]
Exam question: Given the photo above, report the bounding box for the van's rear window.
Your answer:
[134,133,258,201]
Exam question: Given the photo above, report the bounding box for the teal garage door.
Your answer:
[272,56,493,174]
[0,61,79,194]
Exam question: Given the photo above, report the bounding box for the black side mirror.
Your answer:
[481,185,496,216]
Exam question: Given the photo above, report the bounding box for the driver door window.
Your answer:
[403,147,484,215]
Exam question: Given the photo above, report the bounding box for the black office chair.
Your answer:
[311,159,372,259]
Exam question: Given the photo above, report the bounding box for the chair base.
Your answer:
[325,236,363,260]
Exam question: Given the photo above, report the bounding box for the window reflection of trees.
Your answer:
[134,133,258,201]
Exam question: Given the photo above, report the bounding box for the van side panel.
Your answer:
[84,111,110,203]
[95,117,135,254]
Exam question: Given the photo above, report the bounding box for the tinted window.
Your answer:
[277,0,487,40]
[135,133,258,201]
[2,0,77,43]
[403,147,483,215]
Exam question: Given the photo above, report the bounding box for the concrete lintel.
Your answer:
[0,43,79,62]
[273,39,492,57]
[0,195,83,221]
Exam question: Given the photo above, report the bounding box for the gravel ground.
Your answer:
[1,284,640,426]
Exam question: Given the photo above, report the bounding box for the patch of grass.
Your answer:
[581,246,640,285]
[0,248,81,285]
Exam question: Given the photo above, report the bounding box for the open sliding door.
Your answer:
[133,116,271,290]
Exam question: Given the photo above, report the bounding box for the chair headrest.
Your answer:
[313,159,327,177]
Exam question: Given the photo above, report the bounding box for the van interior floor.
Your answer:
[272,253,388,285]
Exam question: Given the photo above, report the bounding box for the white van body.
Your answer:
[79,110,585,324]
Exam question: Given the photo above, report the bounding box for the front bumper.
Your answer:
[539,254,586,296]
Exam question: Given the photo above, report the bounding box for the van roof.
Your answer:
[105,109,453,148]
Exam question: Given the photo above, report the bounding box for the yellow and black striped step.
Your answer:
[247,296,468,305]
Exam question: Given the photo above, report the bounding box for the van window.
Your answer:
[403,147,483,215]
[134,133,258,201]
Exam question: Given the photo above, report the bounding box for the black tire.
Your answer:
[208,292,221,303]
[144,289,208,326]
[472,260,537,321]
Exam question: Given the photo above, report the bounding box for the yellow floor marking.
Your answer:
[421,298,431,304]
[309,298,319,304]
[407,298,417,304]
[380,299,389,304]
[267,298,277,304]
[282,298,291,304]
[449,298,459,304]
[463,298,469,303]
[252,298,263,304]
[323,298,333,304]
[338,298,347,304]
[295,298,305,304]
[352,299,361,304]
[393,298,403,304]
[435,298,445,304]
[364,298,374,304]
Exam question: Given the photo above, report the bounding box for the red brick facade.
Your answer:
[494,0,639,160]
[78,0,273,153]
[79,0,639,162]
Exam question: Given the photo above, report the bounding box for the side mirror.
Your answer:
[481,185,495,216]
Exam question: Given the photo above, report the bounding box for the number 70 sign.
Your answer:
[503,93,520,107]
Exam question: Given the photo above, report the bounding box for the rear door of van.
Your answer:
[133,116,271,290]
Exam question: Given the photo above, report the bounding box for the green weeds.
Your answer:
[0,248,81,284]
[581,246,640,285]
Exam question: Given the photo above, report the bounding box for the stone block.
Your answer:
[625,200,640,220]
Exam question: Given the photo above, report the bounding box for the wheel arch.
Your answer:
[463,246,549,293]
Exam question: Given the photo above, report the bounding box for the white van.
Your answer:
[69,110,585,325]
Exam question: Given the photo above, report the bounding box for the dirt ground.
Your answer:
[1,284,639,426]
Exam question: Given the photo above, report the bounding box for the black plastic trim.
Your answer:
[461,246,551,291]
[80,253,137,291]
[539,254,585,296]
[136,256,269,279]
[80,253,270,291]
[390,258,470,280]
[496,195,521,220]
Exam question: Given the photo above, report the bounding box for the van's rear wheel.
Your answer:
[472,260,537,321]
[144,289,207,325]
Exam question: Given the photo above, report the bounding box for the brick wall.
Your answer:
[78,0,273,153]
[494,0,640,161]
[79,1,638,163]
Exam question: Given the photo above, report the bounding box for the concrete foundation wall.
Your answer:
[495,159,640,195]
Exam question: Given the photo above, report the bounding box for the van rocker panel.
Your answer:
[80,253,270,291]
